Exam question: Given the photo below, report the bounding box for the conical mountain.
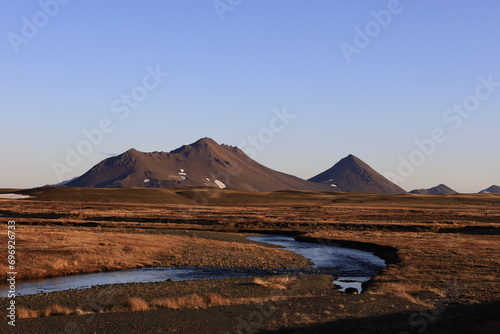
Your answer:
[410,184,458,195]
[308,154,407,194]
[479,185,500,194]
[66,138,333,192]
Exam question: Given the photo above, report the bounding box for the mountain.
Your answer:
[53,177,78,186]
[308,154,407,194]
[410,184,458,195]
[66,138,334,192]
[479,185,500,194]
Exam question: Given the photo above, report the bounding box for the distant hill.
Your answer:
[410,184,458,195]
[54,177,78,186]
[479,185,500,194]
[66,138,334,192]
[308,154,407,194]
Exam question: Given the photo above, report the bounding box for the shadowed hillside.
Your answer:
[66,138,334,192]
[309,154,407,194]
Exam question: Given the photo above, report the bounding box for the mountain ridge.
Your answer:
[66,138,335,192]
[410,184,458,195]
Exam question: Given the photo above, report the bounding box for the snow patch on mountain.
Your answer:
[215,180,226,189]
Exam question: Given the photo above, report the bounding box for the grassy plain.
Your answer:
[0,187,499,333]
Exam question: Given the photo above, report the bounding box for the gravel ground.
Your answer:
[1,274,428,334]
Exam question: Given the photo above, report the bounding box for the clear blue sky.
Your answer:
[1,0,499,192]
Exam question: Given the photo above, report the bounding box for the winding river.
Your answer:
[0,235,386,297]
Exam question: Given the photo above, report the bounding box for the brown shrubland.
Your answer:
[0,225,305,280]
[4,188,500,332]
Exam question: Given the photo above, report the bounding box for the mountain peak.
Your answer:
[410,184,458,195]
[344,154,363,164]
[332,154,370,173]
[170,137,220,154]
[66,138,334,192]
[189,137,220,147]
[192,137,219,146]
[124,148,140,155]
[119,148,143,160]
[308,155,407,194]
[479,185,500,194]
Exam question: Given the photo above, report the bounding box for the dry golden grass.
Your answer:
[119,297,150,312]
[4,189,499,237]
[18,304,74,318]
[2,226,182,279]
[231,295,299,305]
[19,293,231,318]
[308,229,500,306]
[366,282,432,307]
[253,276,297,290]
[152,293,231,309]
[3,187,499,328]
[17,293,305,318]
[19,304,85,318]
[153,294,204,309]
[204,292,231,306]
[42,304,73,317]
[17,307,40,319]
[0,225,303,280]
[74,308,93,316]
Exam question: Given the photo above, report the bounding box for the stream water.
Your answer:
[0,235,386,296]
[248,235,386,292]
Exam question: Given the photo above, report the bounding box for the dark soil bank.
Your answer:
[0,275,415,333]
[3,275,498,333]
